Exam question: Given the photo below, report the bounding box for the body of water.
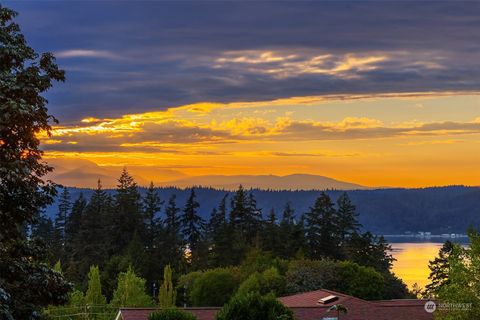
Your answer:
[387,237,468,289]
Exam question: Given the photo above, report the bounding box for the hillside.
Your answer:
[44,185,480,234]
[162,174,368,190]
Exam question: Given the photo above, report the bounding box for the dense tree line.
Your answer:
[33,169,408,304]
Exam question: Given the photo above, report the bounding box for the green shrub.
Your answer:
[236,267,285,297]
[190,268,240,306]
[240,249,288,279]
[110,266,152,307]
[149,309,197,320]
[337,261,385,300]
[285,259,340,294]
[216,292,294,320]
[176,271,203,306]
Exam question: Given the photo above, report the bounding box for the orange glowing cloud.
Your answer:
[40,92,480,188]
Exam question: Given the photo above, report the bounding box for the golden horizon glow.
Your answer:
[41,91,480,188]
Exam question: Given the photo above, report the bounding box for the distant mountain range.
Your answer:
[161,174,368,190]
[44,185,480,234]
[45,159,369,190]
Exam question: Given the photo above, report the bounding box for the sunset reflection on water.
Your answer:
[390,242,444,289]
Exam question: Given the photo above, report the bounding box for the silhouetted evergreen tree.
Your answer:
[65,193,86,253]
[336,192,361,241]
[305,192,339,259]
[208,194,231,267]
[164,195,183,270]
[230,185,249,230]
[31,212,56,263]
[143,182,163,251]
[262,209,280,255]
[110,168,143,256]
[425,240,454,297]
[64,193,86,284]
[228,186,251,263]
[278,202,296,258]
[344,231,395,272]
[246,191,263,241]
[75,180,112,283]
[181,189,206,269]
[53,187,71,263]
[142,182,164,286]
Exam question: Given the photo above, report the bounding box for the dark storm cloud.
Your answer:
[7,1,480,121]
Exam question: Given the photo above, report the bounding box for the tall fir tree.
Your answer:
[164,194,183,270]
[76,180,112,280]
[229,189,263,245]
[229,185,255,264]
[110,168,143,256]
[208,194,231,266]
[278,202,297,258]
[181,189,206,269]
[245,191,263,243]
[142,182,164,286]
[55,187,71,240]
[262,208,280,255]
[230,185,249,229]
[30,212,56,263]
[64,193,87,284]
[143,182,163,251]
[65,194,86,254]
[53,187,71,263]
[304,192,340,259]
[336,192,361,241]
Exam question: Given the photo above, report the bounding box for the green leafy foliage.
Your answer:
[285,259,340,294]
[215,292,294,320]
[0,4,72,319]
[425,240,454,297]
[189,268,240,307]
[111,266,152,307]
[149,309,197,320]
[436,229,480,319]
[337,261,384,300]
[85,265,106,306]
[159,265,176,308]
[176,271,203,307]
[236,267,285,297]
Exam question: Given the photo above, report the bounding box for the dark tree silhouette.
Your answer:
[0,5,71,318]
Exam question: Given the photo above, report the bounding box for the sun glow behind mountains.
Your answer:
[41,92,480,188]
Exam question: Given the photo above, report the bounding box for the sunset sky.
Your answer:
[10,1,480,188]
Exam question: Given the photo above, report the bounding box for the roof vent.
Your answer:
[318,295,338,304]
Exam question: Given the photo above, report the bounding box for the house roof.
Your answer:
[278,288,364,308]
[116,307,220,320]
[278,289,433,320]
[116,289,434,320]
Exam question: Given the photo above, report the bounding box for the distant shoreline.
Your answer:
[384,234,469,244]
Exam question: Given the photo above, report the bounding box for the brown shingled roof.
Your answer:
[116,289,434,320]
[278,289,434,320]
[116,307,220,320]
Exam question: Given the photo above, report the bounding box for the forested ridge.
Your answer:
[33,168,413,316]
[44,184,480,234]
